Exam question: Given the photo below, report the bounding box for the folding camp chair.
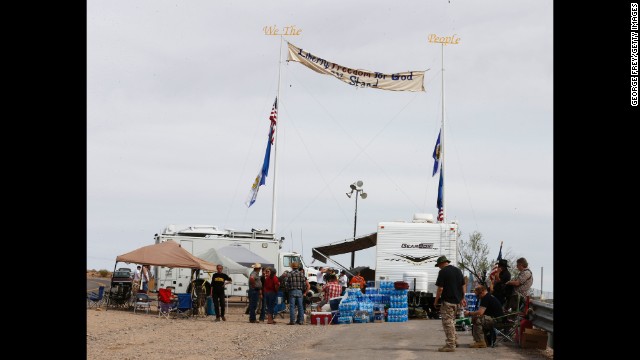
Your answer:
[484,295,531,347]
[133,292,152,314]
[87,286,105,308]
[174,293,193,319]
[157,288,177,319]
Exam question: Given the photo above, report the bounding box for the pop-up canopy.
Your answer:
[115,239,216,271]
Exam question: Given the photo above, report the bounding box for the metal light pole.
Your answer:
[346,181,367,269]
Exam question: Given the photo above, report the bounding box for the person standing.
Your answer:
[433,255,466,352]
[286,262,310,325]
[338,270,348,295]
[489,259,511,305]
[132,265,141,291]
[210,265,232,322]
[260,267,280,324]
[316,267,325,293]
[141,265,150,292]
[504,257,533,312]
[464,285,504,348]
[248,263,263,323]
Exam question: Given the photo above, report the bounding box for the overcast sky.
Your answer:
[87,0,553,294]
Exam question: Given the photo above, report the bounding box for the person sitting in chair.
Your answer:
[504,257,533,312]
[464,285,504,348]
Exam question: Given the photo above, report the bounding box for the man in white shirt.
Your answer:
[338,270,348,295]
[133,266,141,280]
[132,266,141,290]
[316,267,325,293]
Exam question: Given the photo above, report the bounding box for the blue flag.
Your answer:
[245,98,277,207]
[432,129,441,176]
[436,169,443,222]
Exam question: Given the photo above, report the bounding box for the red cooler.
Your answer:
[310,311,332,325]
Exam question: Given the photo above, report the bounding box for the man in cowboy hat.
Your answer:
[248,263,263,323]
[433,255,466,352]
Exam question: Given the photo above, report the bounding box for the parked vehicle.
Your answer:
[153,225,317,296]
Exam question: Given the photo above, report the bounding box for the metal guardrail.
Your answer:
[529,299,553,349]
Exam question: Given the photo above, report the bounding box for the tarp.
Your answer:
[311,232,377,263]
[196,248,248,275]
[217,245,275,269]
[115,240,216,271]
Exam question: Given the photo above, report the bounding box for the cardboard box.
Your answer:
[521,328,548,349]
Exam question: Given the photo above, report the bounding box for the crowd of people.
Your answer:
[434,255,534,352]
[239,263,370,325]
[161,253,535,347]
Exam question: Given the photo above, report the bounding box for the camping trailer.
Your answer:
[154,225,317,296]
[375,213,459,294]
[312,213,459,294]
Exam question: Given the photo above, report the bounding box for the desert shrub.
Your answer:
[98,269,109,277]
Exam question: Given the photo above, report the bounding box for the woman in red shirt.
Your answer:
[261,267,280,324]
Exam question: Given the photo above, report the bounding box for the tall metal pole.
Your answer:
[440,43,446,222]
[271,36,283,234]
[540,266,544,300]
[351,191,359,269]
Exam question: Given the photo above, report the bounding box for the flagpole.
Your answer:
[271,36,283,234]
[440,43,446,222]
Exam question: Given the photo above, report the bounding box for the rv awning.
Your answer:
[312,232,377,263]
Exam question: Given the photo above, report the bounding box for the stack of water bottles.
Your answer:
[337,296,357,324]
[380,281,408,322]
[335,282,411,324]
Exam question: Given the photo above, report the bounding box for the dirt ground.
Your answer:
[87,302,553,360]
[86,300,327,360]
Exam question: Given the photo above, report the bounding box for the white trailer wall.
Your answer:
[375,221,458,294]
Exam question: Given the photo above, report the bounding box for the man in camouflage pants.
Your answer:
[433,255,466,352]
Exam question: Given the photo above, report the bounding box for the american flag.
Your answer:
[436,168,444,222]
[269,97,278,144]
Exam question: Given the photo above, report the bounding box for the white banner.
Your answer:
[287,42,425,92]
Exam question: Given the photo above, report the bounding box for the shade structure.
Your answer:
[311,232,377,263]
[115,239,216,271]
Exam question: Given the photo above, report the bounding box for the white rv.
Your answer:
[375,213,459,294]
[154,225,317,296]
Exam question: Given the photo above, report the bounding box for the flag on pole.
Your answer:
[245,97,277,208]
[436,169,444,222]
[432,129,441,176]
[489,241,503,281]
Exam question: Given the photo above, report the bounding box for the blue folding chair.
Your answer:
[174,293,193,318]
[273,291,287,319]
[87,286,105,308]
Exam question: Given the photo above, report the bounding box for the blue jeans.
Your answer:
[289,289,304,324]
[264,291,277,316]
[248,288,260,322]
